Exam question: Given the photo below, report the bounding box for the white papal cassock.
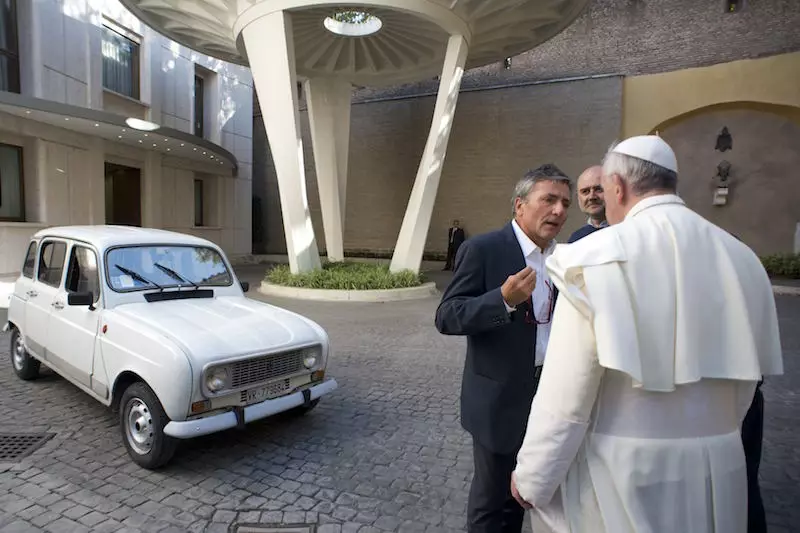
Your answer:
[514,194,784,533]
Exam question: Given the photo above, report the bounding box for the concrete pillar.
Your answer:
[306,78,351,262]
[142,152,163,228]
[390,35,469,273]
[87,138,106,225]
[242,11,321,273]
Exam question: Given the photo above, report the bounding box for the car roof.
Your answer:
[32,225,216,251]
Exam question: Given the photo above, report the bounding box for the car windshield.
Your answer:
[106,245,232,292]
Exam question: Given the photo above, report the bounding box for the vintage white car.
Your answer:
[4,226,337,469]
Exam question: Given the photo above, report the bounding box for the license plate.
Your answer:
[243,379,291,404]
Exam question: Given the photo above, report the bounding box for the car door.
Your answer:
[25,239,68,360]
[47,243,103,390]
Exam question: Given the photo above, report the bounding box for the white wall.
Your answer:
[0,0,254,277]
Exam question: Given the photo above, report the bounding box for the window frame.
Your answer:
[100,21,141,100]
[0,142,25,222]
[194,74,205,138]
[36,239,68,289]
[65,243,102,304]
[194,178,204,227]
[0,0,20,93]
[21,239,37,279]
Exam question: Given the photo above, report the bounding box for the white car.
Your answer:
[4,226,337,469]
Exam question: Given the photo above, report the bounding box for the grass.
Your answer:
[761,253,800,279]
[265,261,426,290]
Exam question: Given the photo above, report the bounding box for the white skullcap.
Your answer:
[611,135,678,173]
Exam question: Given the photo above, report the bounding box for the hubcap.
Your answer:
[124,397,154,455]
[12,334,26,371]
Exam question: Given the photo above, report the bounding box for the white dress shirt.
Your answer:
[504,219,556,366]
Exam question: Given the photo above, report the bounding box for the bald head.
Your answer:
[576,165,606,224]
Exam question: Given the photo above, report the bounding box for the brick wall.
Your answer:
[353,0,800,102]
[253,76,623,255]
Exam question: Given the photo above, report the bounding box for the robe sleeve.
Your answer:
[513,289,604,507]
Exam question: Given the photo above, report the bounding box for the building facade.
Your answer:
[253,0,800,259]
[0,0,254,279]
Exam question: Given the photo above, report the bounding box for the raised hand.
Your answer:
[501,266,537,307]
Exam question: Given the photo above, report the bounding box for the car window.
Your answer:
[37,241,67,287]
[65,246,101,302]
[22,241,37,278]
[106,245,232,292]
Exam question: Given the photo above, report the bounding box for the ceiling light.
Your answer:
[138,140,143,143]
[144,133,148,137]
[25,110,31,114]
[324,11,382,37]
[167,148,171,151]
[65,118,70,121]
[118,135,122,138]
[180,143,185,147]
[125,117,160,131]
[153,143,157,147]
[94,123,99,127]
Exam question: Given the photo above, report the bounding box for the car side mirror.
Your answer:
[68,291,95,308]
[240,281,250,293]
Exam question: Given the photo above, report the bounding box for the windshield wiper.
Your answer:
[154,262,199,289]
[114,264,163,290]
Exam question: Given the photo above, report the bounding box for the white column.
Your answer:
[242,11,321,273]
[390,35,469,273]
[305,78,351,262]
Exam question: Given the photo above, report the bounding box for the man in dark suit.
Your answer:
[435,164,572,533]
[444,219,466,271]
[567,165,608,243]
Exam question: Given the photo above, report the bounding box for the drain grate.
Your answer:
[235,526,314,533]
[0,433,55,461]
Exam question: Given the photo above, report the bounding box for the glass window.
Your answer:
[0,143,24,221]
[105,245,232,292]
[21,240,36,278]
[37,241,67,287]
[194,179,204,227]
[194,75,204,137]
[0,0,19,93]
[101,25,140,99]
[65,246,101,302]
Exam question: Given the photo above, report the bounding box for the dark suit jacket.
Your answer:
[448,227,466,249]
[435,222,541,454]
[567,223,603,243]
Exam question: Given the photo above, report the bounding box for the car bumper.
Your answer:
[163,378,338,439]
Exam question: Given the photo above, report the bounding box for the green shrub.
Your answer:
[265,261,425,290]
[760,253,800,279]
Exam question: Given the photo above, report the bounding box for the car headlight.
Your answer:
[206,366,230,392]
[303,351,318,369]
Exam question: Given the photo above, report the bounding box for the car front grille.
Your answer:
[229,347,312,389]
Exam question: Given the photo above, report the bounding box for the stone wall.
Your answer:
[660,105,800,256]
[353,0,800,102]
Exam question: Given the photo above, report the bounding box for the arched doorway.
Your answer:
[653,102,800,255]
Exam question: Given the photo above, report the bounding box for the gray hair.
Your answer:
[601,143,678,195]
[511,163,572,216]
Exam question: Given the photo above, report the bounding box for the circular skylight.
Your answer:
[323,10,383,37]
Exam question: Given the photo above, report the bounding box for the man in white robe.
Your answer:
[510,135,784,533]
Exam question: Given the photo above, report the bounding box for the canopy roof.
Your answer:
[118,0,589,86]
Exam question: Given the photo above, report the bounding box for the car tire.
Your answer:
[10,328,40,381]
[120,381,177,470]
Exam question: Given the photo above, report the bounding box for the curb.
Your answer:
[258,281,440,302]
[773,285,800,296]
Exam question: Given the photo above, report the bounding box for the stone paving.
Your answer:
[0,276,797,532]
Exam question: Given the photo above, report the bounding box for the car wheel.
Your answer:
[10,328,40,381]
[120,382,177,469]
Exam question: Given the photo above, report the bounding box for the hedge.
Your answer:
[761,253,800,279]
[265,261,425,290]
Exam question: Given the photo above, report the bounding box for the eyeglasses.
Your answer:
[525,280,554,325]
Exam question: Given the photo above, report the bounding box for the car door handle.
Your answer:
[52,301,64,310]
[27,290,38,298]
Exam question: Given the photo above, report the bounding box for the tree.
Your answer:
[333,10,372,24]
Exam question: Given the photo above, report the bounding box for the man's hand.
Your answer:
[510,472,532,509]
[501,266,537,307]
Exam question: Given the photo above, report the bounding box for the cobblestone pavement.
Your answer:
[0,281,797,532]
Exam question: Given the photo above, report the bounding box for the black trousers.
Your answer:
[467,438,525,533]
[742,383,767,533]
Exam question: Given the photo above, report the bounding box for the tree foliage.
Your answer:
[332,10,373,24]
